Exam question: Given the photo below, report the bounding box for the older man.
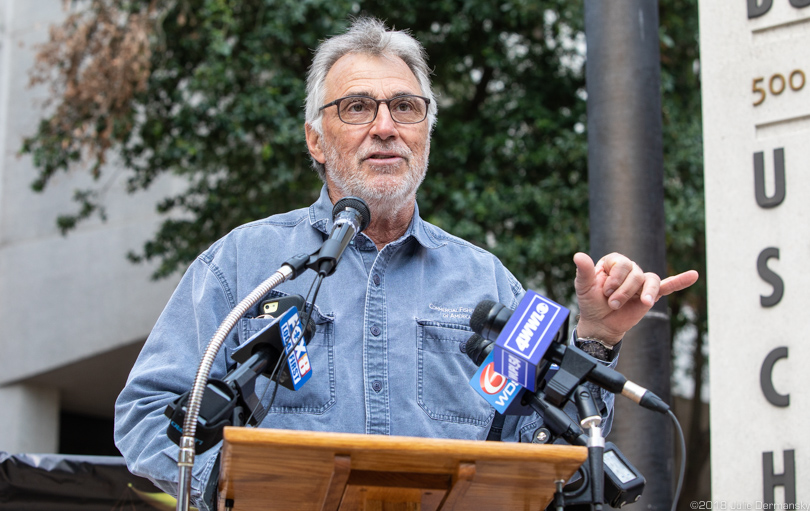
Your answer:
[115,17,696,510]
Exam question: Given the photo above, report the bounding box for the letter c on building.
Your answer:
[760,346,789,407]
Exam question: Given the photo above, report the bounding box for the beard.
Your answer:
[322,138,429,220]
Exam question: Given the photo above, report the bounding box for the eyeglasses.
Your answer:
[318,94,430,125]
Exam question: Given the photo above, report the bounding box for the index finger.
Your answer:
[658,270,699,298]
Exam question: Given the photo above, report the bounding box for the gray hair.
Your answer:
[305,17,437,180]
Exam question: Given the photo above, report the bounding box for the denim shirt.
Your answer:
[114,186,616,509]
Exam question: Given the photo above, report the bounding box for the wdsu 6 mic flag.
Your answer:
[469,351,533,415]
[492,290,568,392]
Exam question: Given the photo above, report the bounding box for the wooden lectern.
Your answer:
[218,426,586,510]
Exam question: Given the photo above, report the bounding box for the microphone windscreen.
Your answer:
[470,300,497,335]
[464,333,492,366]
[332,196,371,232]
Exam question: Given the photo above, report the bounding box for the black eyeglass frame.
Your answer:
[318,94,431,125]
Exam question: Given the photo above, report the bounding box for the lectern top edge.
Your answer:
[223,426,587,462]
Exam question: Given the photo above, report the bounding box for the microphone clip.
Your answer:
[544,345,598,407]
[304,245,342,278]
[164,353,269,455]
[281,248,348,279]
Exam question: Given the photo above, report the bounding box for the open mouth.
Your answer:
[368,153,400,160]
[364,152,404,164]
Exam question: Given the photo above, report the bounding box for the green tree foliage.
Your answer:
[660,0,705,337]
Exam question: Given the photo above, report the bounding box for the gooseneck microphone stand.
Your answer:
[174,197,370,511]
[175,258,306,511]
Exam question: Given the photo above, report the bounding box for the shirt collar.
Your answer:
[308,185,441,249]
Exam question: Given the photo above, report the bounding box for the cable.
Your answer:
[303,272,319,312]
[245,353,285,426]
[563,465,590,499]
[300,273,325,331]
[263,365,283,412]
[669,409,686,511]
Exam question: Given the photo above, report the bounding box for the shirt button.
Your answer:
[373,274,381,286]
[459,342,467,354]
[371,325,381,336]
[372,380,383,392]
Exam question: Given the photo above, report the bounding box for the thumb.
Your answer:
[573,252,597,294]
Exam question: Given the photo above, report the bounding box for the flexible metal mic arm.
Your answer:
[174,197,370,511]
[175,255,310,511]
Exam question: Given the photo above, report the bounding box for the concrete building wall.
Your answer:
[701,0,810,503]
[0,0,182,454]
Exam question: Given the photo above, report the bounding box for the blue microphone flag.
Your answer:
[279,307,312,390]
[469,351,532,415]
[493,290,569,392]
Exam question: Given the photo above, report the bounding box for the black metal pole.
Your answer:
[584,1,673,509]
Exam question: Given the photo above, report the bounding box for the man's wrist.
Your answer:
[574,319,623,346]
[573,329,620,362]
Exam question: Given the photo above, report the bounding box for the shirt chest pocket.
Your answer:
[235,308,335,414]
[416,320,494,426]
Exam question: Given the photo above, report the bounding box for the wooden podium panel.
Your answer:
[218,427,586,511]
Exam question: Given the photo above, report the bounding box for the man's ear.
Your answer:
[304,123,326,164]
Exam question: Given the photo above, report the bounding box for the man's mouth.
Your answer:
[365,152,404,163]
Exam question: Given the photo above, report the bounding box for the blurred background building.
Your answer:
[0,0,181,456]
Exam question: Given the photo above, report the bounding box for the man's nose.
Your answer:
[369,103,398,140]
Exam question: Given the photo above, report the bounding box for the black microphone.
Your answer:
[229,302,316,390]
[470,300,670,414]
[313,197,371,276]
[469,300,512,342]
[464,333,492,366]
